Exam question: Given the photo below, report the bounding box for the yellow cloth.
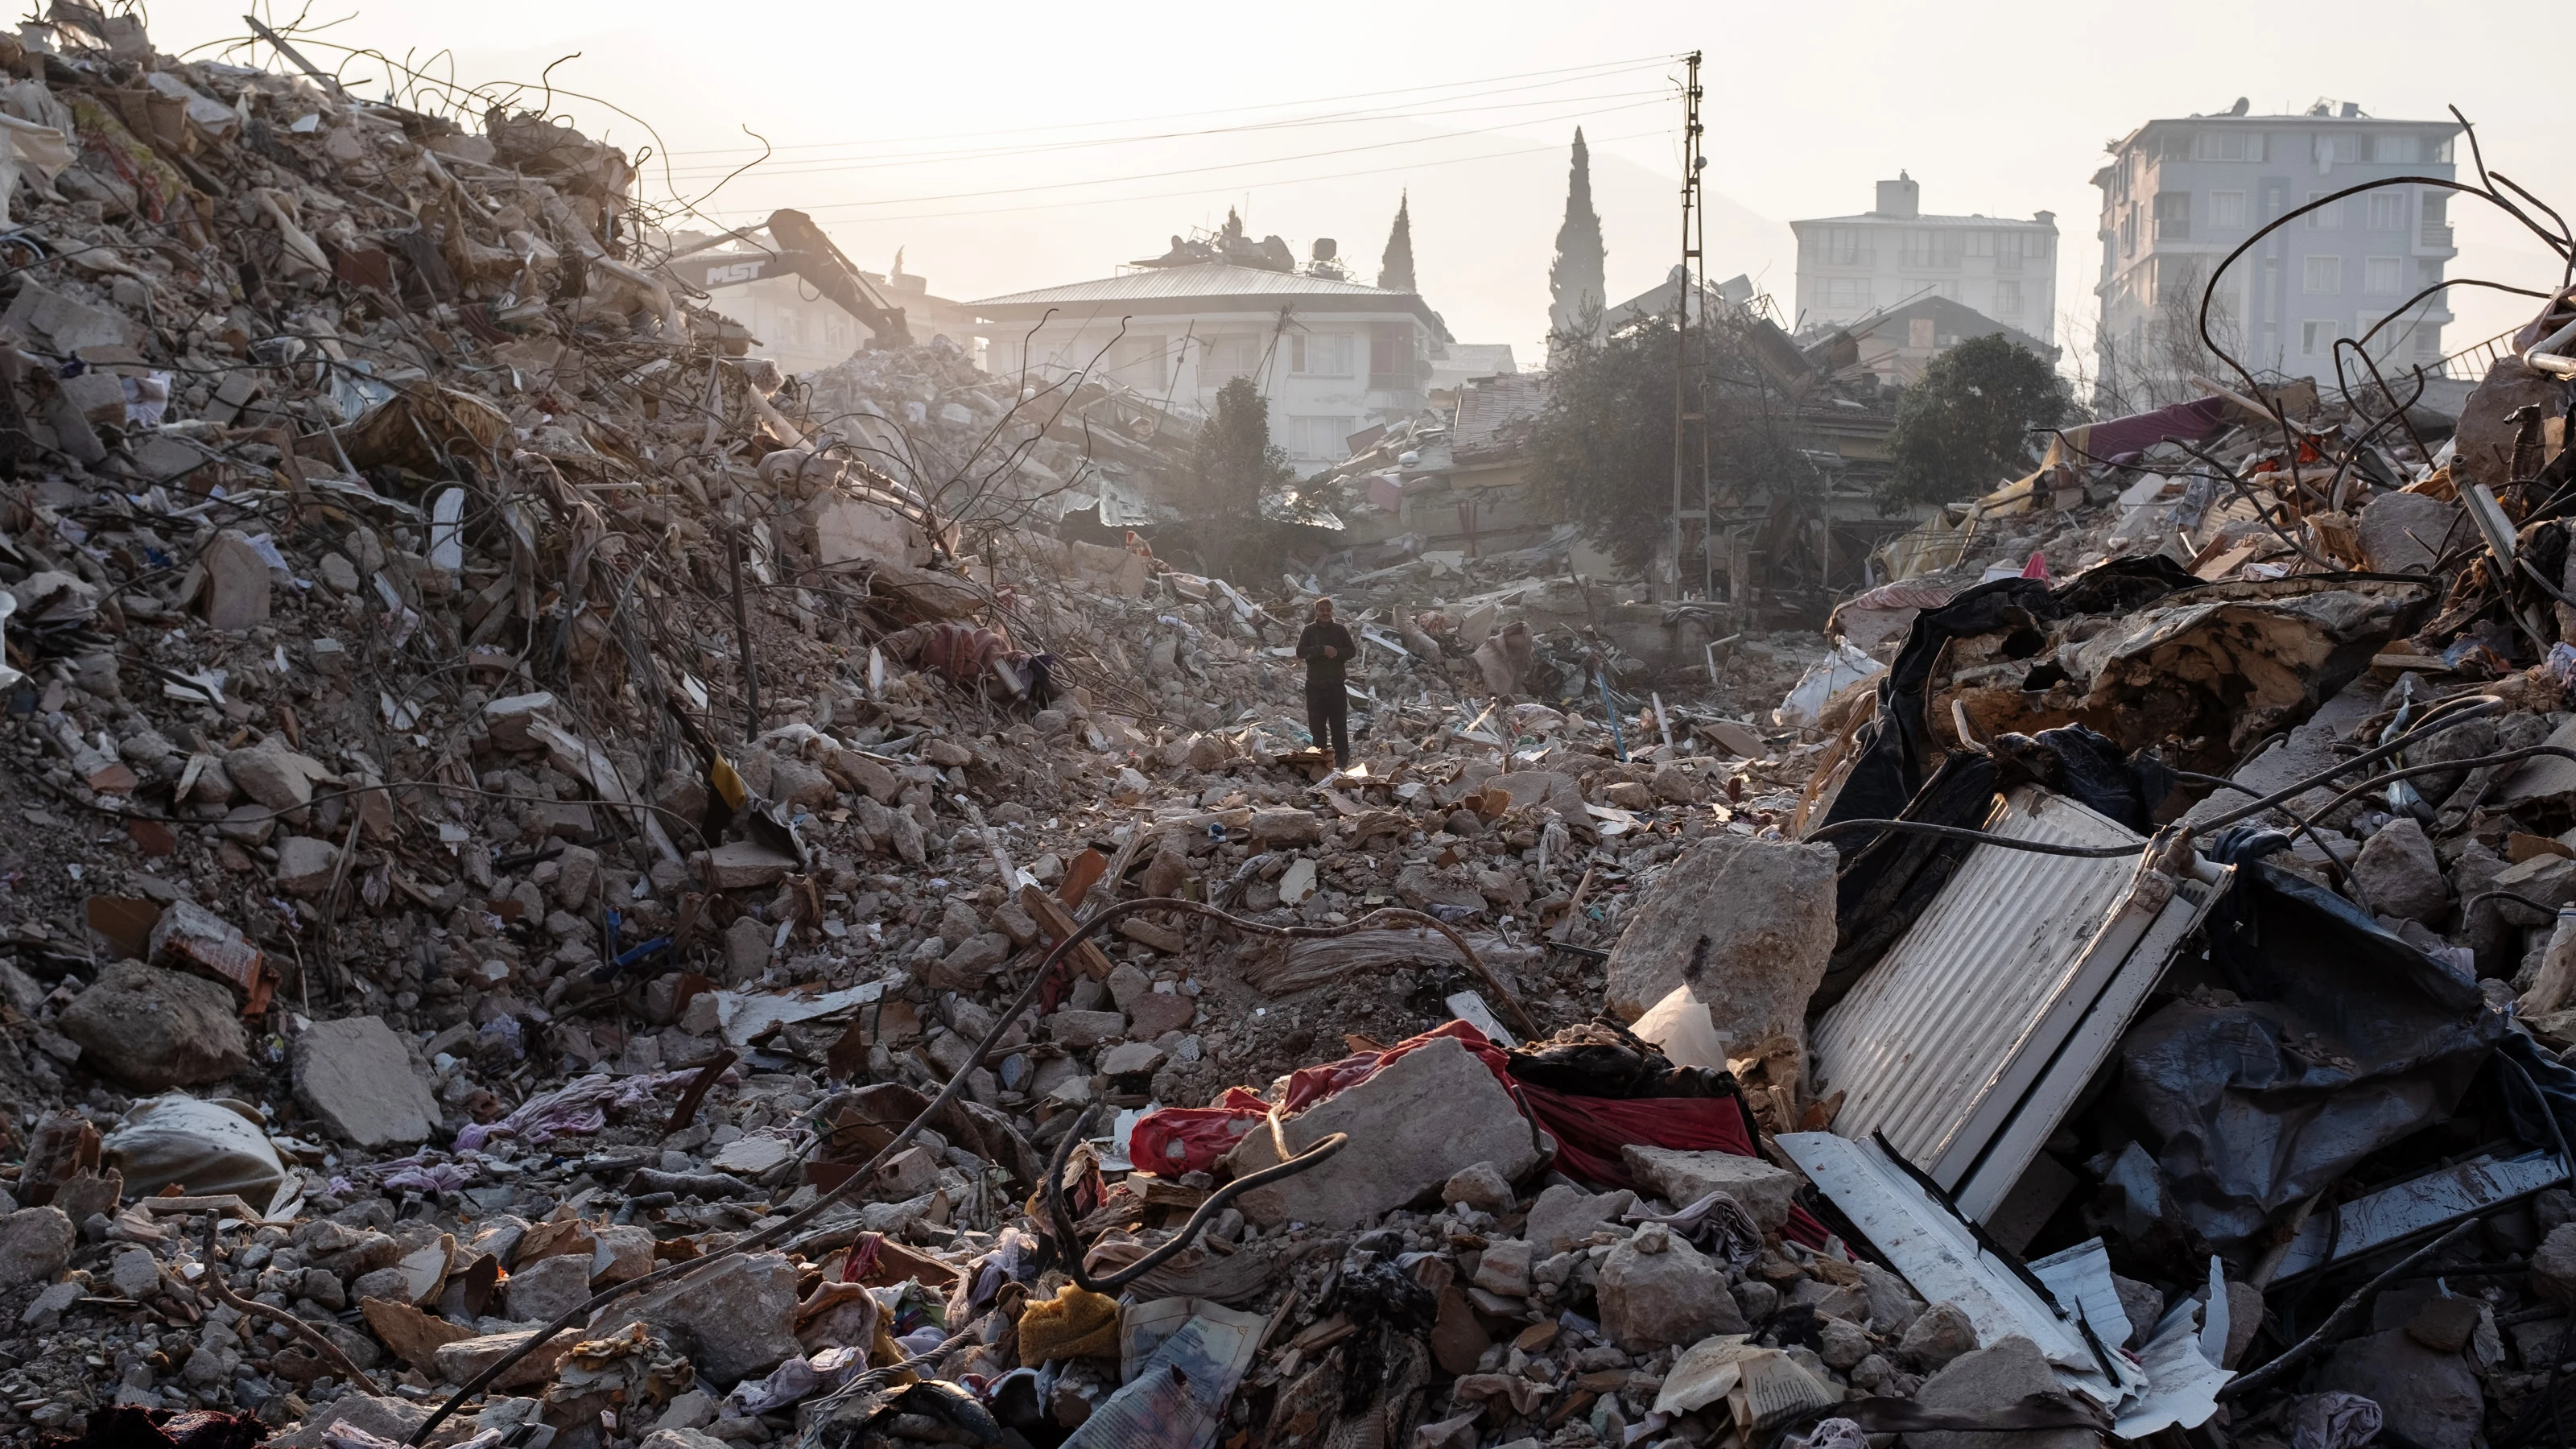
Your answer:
[1016,1283,1120,1364]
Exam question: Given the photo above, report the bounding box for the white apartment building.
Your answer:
[2093,100,2460,394]
[1791,175,2059,345]
[970,262,1441,469]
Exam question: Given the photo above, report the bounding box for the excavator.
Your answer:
[659,208,911,348]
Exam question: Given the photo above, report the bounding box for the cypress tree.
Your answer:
[1548,128,1607,342]
[1377,191,1416,291]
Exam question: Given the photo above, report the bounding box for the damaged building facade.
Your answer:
[2093,100,2462,398]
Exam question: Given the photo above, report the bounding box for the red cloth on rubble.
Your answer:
[918,622,1009,683]
[1147,1020,1827,1245]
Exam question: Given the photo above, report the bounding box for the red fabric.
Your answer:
[1256,1020,1832,1249]
[919,623,1009,683]
[2020,551,2051,581]
[1129,1088,1269,1174]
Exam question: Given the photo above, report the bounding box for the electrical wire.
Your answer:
[709,124,1674,228]
[693,96,1671,215]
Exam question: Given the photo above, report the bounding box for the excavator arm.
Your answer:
[661,208,912,348]
[764,208,911,348]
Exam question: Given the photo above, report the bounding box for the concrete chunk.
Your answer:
[58,960,249,1089]
[630,1250,802,1387]
[1910,1335,2095,1449]
[0,1207,75,1288]
[1619,1146,1806,1231]
[1603,833,1837,1050]
[1223,1035,1540,1228]
[1596,1224,1743,1350]
[200,528,272,631]
[292,1015,440,1148]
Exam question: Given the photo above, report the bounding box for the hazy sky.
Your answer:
[139,1,2573,378]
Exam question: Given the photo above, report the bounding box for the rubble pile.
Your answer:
[12,9,2576,1449]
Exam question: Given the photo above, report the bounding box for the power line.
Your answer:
[706,123,1674,229]
[657,54,1680,158]
[649,84,1674,183]
[682,97,1670,214]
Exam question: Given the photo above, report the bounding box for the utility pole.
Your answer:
[1670,52,1710,600]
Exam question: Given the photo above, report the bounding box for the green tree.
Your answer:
[1529,312,1815,574]
[1178,374,1297,575]
[1881,333,2069,511]
[1547,129,1604,345]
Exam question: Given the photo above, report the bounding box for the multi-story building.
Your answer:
[970,262,1442,470]
[1791,175,2059,348]
[2092,100,2460,399]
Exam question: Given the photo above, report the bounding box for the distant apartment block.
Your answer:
[2093,99,2459,394]
[1791,174,2059,347]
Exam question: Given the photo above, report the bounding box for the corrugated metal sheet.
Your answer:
[1810,787,2143,1175]
[1950,865,2224,1221]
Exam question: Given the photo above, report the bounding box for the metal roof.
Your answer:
[1790,213,2057,230]
[969,263,1440,326]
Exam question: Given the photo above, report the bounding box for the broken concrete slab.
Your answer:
[630,1250,803,1387]
[704,840,799,890]
[200,528,273,631]
[2352,816,2446,922]
[2355,491,2463,575]
[1602,832,1838,1038]
[1596,1222,1743,1350]
[1223,1034,1540,1228]
[273,834,340,898]
[2318,1326,2483,1449]
[1909,1335,2096,1449]
[1619,1146,1806,1231]
[291,1015,440,1148]
[502,1251,596,1323]
[1526,1184,1639,1254]
[57,960,250,1089]
[0,1207,74,1289]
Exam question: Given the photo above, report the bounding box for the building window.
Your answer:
[2210,191,2247,228]
[1114,333,1168,389]
[1900,229,1963,268]
[2119,207,2137,257]
[2194,130,2262,162]
[1823,278,1872,310]
[1203,333,1265,383]
[2306,192,2343,229]
[1817,227,1868,266]
[1907,317,1935,349]
[2153,192,2190,240]
[2301,319,2347,356]
[2303,255,2343,293]
[1287,416,1356,460]
[1992,279,2023,315]
[2314,133,2361,165]
[2364,257,2403,295]
[2365,192,2408,230]
[2421,191,2451,246]
[1289,332,1353,377]
[1996,231,2031,271]
[2372,134,2417,163]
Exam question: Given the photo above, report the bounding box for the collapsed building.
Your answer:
[6,13,2576,1449]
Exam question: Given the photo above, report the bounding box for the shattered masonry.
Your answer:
[10,11,2576,1449]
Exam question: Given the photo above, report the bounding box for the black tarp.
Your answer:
[2112,827,2506,1258]
[1818,556,2198,848]
[1816,724,2178,1010]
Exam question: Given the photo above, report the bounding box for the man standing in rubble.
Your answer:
[1297,597,1356,765]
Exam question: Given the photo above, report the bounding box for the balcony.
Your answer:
[2420,222,2454,250]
